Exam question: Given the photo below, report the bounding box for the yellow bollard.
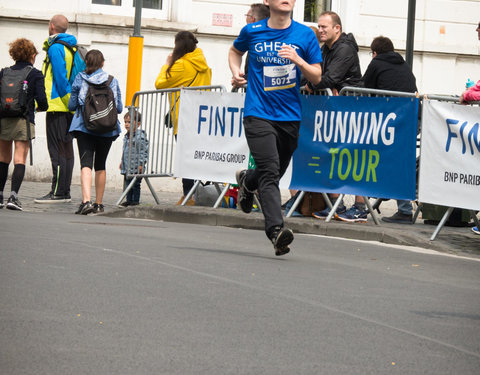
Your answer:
[125,36,144,107]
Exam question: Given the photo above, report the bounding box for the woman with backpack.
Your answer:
[155,31,212,205]
[68,49,122,215]
[0,38,48,211]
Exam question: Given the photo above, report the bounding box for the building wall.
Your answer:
[0,0,479,191]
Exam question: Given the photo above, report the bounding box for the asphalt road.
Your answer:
[1,210,479,374]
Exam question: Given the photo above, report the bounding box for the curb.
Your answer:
[102,205,479,257]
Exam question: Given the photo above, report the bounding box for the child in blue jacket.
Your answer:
[119,109,149,206]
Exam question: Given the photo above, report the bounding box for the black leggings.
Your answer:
[74,131,114,171]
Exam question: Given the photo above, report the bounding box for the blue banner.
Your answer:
[291,95,419,200]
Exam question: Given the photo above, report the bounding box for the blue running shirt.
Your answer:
[234,18,323,121]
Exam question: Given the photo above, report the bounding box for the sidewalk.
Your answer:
[12,180,480,258]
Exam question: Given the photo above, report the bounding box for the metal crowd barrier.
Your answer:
[223,84,263,211]
[231,84,247,93]
[337,87,479,239]
[339,86,418,98]
[299,86,333,96]
[287,87,420,224]
[120,85,478,238]
[116,85,226,206]
[285,88,334,219]
[288,87,389,224]
[412,94,479,240]
[336,86,420,225]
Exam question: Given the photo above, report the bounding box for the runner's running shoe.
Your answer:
[270,226,294,256]
[235,169,254,213]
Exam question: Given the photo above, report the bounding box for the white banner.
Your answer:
[418,100,480,211]
[174,90,249,184]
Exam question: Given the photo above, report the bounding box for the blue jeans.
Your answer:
[124,175,142,203]
[397,199,413,215]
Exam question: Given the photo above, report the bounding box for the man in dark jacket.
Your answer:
[308,11,368,223]
[363,36,418,224]
[307,11,363,94]
[363,36,417,93]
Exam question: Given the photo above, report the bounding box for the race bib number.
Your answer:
[263,64,296,91]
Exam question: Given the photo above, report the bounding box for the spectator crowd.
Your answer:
[0,5,478,254]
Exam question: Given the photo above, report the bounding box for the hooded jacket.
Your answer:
[154,48,212,134]
[42,33,77,112]
[363,51,417,93]
[68,69,123,138]
[309,32,363,92]
[463,81,480,102]
[120,129,149,175]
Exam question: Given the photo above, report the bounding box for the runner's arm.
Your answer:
[277,45,322,85]
[228,46,247,88]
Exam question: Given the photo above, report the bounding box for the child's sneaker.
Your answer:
[472,226,480,235]
[0,195,4,209]
[336,205,368,223]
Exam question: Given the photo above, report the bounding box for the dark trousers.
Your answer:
[243,116,300,237]
[124,175,142,203]
[182,178,195,196]
[46,112,74,197]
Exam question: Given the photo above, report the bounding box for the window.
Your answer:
[302,0,331,24]
[91,0,167,18]
[92,0,122,4]
[133,0,162,10]
[92,0,163,8]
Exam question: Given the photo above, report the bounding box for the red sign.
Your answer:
[212,13,233,27]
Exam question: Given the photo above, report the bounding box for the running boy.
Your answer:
[119,109,149,207]
[228,0,323,255]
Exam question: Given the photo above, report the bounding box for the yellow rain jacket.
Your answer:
[155,48,212,134]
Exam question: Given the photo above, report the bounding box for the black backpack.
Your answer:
[0,66,33,118]
[83,75,118,134]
